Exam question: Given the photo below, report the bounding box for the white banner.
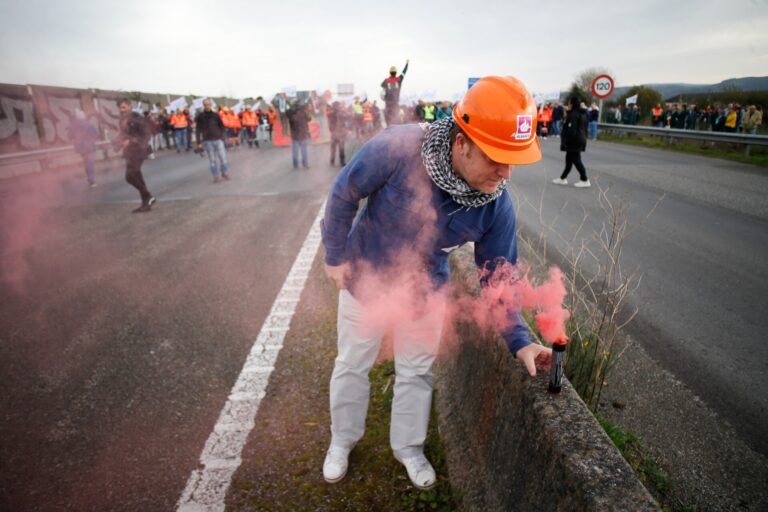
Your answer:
[625,94,639,105]
[232,99,244,115]
[533,90,560,105]
[282,86,297,98]
[167,96,188,112]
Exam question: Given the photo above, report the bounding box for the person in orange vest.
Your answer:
[240,105,259,148]
[220,107,236,148]
[651,104,665,128]
[362,102,374,138]
[267,105,276,141]
[171,109,190,152]
[231,109,242,147]
[538,103,552,139]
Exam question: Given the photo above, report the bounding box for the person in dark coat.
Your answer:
[115,98,155,212]
[327,101,349,166]
[68,109,100,187]
[552,95,590,188]
[287,101,311,169]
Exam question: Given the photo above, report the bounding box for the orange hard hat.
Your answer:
[452,76,541,165]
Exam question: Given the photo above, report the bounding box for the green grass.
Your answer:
[598,132,768,168]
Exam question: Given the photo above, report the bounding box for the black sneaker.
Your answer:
[132,205,151,213]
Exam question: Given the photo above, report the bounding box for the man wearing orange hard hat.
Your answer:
[320,76,551,490]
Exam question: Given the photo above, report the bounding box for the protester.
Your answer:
[684,104,697,130]
[351,97,364,138]
[114,98,155,213]
[184,108,194,151]
[67,109,100,187]
[170,109,189,152]
[381,59,409,126]
[552,101,564,136]
[196,99,230,183]
[267,105,276,141]
[149,110,165,153]
[587,102,599,140]
[724,104,738,133]
[320,76,551,490]
[144,111,158,159]
[422,102,436,123]
[552,95,590,188]
[327,101,348,166]
[160,109,174,149]
[537,103,552,138]
[743,105,762,135]
[362,102,374,137]
[256,105,271,146]
[287,101,311,169]
[651,103,664,128]
[275,92,290,138]
[241,105,258,148]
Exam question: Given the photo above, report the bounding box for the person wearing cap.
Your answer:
[381,59,409,126]
[320,76,551,490]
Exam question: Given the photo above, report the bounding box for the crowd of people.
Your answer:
[606,102,763,134]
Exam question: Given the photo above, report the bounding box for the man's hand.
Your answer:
[324,263,351,290]
[516,344,552,377]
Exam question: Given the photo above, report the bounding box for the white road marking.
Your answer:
[176,201,326,512]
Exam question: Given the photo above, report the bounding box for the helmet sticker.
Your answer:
[515,115,533,140]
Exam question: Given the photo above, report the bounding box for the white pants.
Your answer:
[329,289,444,459]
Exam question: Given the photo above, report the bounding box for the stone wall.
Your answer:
[434,247,659,511]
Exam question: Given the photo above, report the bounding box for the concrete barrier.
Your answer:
[434,247,659,511]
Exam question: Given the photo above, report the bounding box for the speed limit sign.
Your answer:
[591,74,614,99]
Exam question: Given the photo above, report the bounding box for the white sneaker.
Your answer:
[397,454,436,490]
[552,178,568,185]
[574,179,591,188]
[323,446,350,483]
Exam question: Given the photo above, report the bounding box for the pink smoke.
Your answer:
[461,261,570,346]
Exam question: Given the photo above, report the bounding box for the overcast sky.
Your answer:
[1,0,766,102]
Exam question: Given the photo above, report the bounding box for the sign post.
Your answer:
[591,74,614,124]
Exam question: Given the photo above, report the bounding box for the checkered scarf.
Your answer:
[420,117,506,208]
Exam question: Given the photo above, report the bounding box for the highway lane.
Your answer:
[510,137,768,457]
[0,143,340,511]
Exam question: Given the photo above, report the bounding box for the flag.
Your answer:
[232,99,244,115]
[626,94,639,105]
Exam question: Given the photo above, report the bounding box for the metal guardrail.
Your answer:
[597,123,768,156]
[0,140,112,163]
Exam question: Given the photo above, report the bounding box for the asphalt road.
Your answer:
[0,143,340,511]
[1,135,766,511]
[511,137,768,457]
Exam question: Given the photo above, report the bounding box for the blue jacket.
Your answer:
[321,124,533,355]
